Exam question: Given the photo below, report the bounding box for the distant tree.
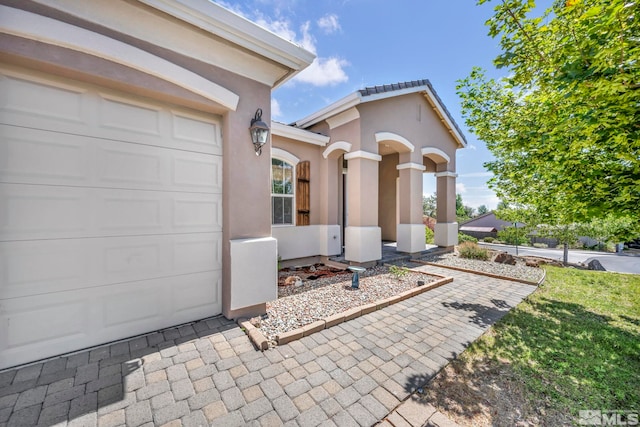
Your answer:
[477,205,489,215]
[422,193,437,217]
[496,200,509,211]
[456,194,475,222]
[581,215,639,250]
[457,0,640,230]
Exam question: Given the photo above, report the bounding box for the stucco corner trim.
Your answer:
[435,171,458,178]
[344,150,382,162]
[396,162,426,172]
[375,132,415,153]
[0,5,240,111]
[421,147,451,164]
[271,147,300,165]
[322,141,352,159]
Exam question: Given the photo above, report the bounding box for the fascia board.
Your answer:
[421,86,467,148]
[295,92,361,128]
[271,122,330,146]
[139,0,315,73]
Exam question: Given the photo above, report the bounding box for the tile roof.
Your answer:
[358,79,467,146]
[357,79,432,96]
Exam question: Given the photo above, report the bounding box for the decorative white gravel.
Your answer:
[259,266,437,343]
[258,254,543,345]
[418,253,544,283]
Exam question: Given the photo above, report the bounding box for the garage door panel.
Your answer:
[0,72,87,127]
[0,125,88,184]
[172,155,222,193]
[1,184,221,240]
[0,271,222,368]
[3,298,86,349]
[172,196,222,231]
[1,68,222,156]
[171,112,222,156]
[1,233,223,299]
[173,273,222,314]
[0,66,224,369]
[0,185,89,237]
[1,125,222,193]
[98,95,163,138]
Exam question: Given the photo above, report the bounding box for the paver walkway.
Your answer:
[0,266,536,427]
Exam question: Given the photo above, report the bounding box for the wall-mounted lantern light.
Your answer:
[249,108,270,156]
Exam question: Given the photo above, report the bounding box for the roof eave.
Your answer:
[271,122,330,146]
[421,86,467,148]
[294,92,361,128]
[138,0,315,86]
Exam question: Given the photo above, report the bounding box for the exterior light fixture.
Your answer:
[249,108,269,156]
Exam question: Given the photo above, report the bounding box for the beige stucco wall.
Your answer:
[357,93,458,170]
[378,154,399,241]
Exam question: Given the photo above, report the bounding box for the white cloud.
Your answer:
[456,183,466,193]
[466,144,477,150]
[293,57,349,86]
[254,17,348,87]
[317,14,341,34]
[271,98,282,119]
[214,1,247,17]
[255,17,299,44]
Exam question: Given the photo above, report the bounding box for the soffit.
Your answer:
[22,0,314,88]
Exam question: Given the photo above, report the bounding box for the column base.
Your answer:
[396,223,426,253]
[228,237,277,314]
[434,222,458,247]
[345,226,381,263]
[319,225,341,256]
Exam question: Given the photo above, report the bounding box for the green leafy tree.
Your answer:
[456,194,475,222]
[422,193,437,217]
[457,0,640,231]
[537,223,582,263]
[581,214,639,250]
[477,204,489,215]
[497,225,530,246]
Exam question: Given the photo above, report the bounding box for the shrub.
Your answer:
[533,243,548,248]
[425,227,434,244]
[483,237,495,243]
[458,242,489,260]
[389,264,409,279]
[458,233,478,243]
[497,226,529,245]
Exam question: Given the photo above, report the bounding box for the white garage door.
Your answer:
[0,66,223,369]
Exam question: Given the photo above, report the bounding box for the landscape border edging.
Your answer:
[271,272,453,346]
[411,259,542,286]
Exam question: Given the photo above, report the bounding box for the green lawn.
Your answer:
[468,266,640,422]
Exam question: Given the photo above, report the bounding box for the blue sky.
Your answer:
[217,0,551,210]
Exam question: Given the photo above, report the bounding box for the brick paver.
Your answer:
[0,266,535,426]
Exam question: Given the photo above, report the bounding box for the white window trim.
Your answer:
[272,147,300,166]
[271,149,298,226]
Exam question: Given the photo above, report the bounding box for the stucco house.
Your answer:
[0,0,464,369]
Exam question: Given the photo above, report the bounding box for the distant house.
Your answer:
[459,212,522,240]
